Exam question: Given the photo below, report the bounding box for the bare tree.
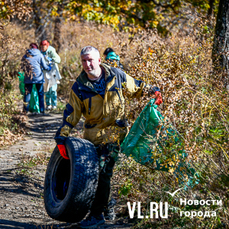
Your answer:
[207,0,215,20]
[53,2,65,53]
[212,0,229,86]
[33,0,52,43]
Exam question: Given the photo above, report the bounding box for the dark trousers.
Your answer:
[90,151,115,215]
[24,83,44,113]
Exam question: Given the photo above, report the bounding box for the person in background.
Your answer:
[21,43,51,115]
[54,46,162,228]
[103,47,124,69]
[40,40,61,110]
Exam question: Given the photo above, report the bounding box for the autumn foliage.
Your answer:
[55,22,229,228]
[0,8,228,227]
[113,29,229,228]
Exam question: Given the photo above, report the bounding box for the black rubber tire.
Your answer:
[44,137,99,223]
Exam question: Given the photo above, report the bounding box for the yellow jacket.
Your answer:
[55,64,146,145]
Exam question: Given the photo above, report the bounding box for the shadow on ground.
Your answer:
[0,219,73,229]
[0,219,37,229]
[0,168,43,198]
[27,113,84,141]
[0,112,132,229]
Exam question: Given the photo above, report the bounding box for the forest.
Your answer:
[0,0,229,228]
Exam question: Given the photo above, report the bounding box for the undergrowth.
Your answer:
[0,23,34,146]
[0,19,228,228]
[111,29,229,228]
[0,91,26,146]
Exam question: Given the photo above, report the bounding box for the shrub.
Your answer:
[0,23,34,146]
[113,28,229,228]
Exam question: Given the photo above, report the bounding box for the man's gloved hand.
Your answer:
[148,86,163,105]
[48,64,52,71]
[154,91,163,105]
[57,144,69,159]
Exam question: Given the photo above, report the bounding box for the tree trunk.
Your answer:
[52,3,63,53]
[212,0,229,85]
[33,0,52,43]
[207,0,214,20]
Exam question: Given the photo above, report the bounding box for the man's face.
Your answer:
[40,45,49,52]
[81,52,101,78]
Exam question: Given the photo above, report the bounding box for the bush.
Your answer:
[0,91,26,146]
[0,23,34,146]
[0,19,228,228]
[112,28,229,228]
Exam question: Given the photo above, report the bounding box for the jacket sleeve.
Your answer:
[55,86,84,144]
[49,47,61,64]
[112,67,151,98]
[40,54,50,71]
[123,73,148,98]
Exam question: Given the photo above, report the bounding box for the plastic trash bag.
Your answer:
[121,99,198,187]
[43,63,62,92]
[18,72,40,113]
[29,84,40,113]
[18,72,25,95]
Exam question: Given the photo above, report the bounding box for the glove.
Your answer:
[148,86,163,105]
[48,64,52,71]
[57,144,69,160]
[154,91,163,105]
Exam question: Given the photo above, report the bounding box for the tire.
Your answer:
[44,137,99,223]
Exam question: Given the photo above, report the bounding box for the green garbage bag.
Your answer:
[18,72,40,113]
[18,72,25,95]
[29,84,40,113]
[121,99,198,186]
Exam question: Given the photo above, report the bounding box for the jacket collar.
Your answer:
[77,63,115,90]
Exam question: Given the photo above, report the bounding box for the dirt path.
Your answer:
[0,112,132,229]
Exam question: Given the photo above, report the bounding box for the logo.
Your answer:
[127,202,168,219]
[127,189,223,220]
[165,188,182,197]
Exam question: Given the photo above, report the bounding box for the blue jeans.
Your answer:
[24,83,44,113]
[45,84,57,107]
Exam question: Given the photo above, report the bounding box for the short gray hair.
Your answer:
[80,46,100,58]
